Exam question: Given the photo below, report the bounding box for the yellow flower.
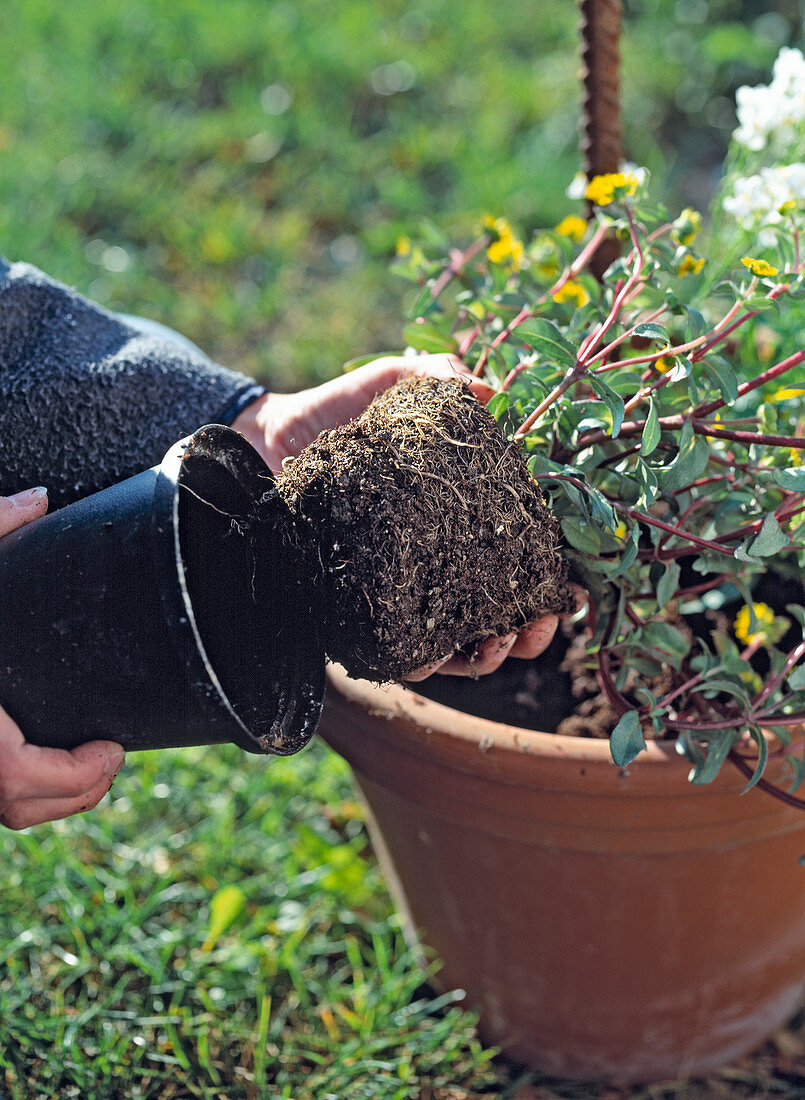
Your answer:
[555,214,588,242]
[741,256,779,278]
[672,208,702,246]
[551,280,590,308]
[734,602,776,645]
[739,668,763,693]
[677,254,705,277]
[585,172,638,206]
[770,386,805,402]
[790,448,803,467]
[483,215,525,269]
[613,521,627,542]
[395,236,411,257]
[654,355,675,373]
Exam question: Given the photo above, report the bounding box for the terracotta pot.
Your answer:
[318,664,805,1084]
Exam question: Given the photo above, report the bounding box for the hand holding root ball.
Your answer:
[0,489,125,830]
[234,356,586,682]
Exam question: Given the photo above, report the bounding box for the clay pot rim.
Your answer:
[323,664,793,800]
[327,661,676,761]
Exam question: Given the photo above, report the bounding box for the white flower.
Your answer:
[566,172,588,201]
[723,162,805,243]
[733,47,805,153]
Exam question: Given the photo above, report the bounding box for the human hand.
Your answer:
[231,354,495,472]
[0,488,125,830]
[231,357,584,681]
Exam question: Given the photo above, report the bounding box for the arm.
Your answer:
[0,258,262,510]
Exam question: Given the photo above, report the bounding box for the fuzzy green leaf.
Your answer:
[656,561,681,610]
[656,420,709,491]
[640,398,661,456]
[515,319,577,368]
[632,322,670,343]
[610,710,646,767]
[775,467,805,491]
[402,321,457,354]
[486,391,510,421]
[748,513,788,557]
[561,517,601,555]
[788,665,805,691]
[590,376,625,438]
[702,357,738,403]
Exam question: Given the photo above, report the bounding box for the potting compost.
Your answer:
[277,375,573,681]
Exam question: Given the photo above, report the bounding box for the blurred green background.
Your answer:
[1,0,801,390]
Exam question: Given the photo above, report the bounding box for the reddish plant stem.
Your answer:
[727,749,805,810]
[597,649,632,716]
[753,639,805,711]
[692,349,805,419]
[428,238,489,302]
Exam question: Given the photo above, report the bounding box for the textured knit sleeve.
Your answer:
[0,258,266,510]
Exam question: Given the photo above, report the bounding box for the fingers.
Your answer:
[0,773,118,831]
[508,615,559,659]
[420,589,590,682]
[0,487,48,537]
[367,354,496,405]
[402,655,453,683]
[438,633,518,678]
[0,705,125,829]
[1,737,125,802]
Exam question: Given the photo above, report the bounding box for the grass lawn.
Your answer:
[1,0,805,1096]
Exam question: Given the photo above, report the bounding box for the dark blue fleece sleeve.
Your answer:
[0,258,265,509]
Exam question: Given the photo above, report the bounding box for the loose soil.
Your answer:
[276,376,573,682]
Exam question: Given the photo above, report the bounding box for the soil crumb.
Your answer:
[276,376,572,682]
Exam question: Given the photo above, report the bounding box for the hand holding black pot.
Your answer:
[0,488,125,830]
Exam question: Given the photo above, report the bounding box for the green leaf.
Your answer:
[632,322,670,343]
[733,538,760,563]
[702,357,739,403]
[775,467,805,491]
[561,517,602,555]
[610,710,646,767]
[635,459,659,508]
[748,513,788,557]
[486,391,510,420]
[656,420,709,491]
[656,561,681,609]
[203,885,246,952]
[689,732,739,785]
[788,665,805,691]
[528,453,564,476]
[590,376,625,438]
[515,319,577,369]
[743,295,780,314]
[640,398,661,456]
[402,321,458,354]
[740,728,768,794]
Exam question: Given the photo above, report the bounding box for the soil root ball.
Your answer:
[276,376,572,681]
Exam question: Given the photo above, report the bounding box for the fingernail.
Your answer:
[10,486,47,507]
[103,750,126,777]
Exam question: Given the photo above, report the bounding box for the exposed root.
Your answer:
[277,376,572,681]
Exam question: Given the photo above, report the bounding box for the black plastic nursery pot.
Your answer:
[0,425,325,754]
